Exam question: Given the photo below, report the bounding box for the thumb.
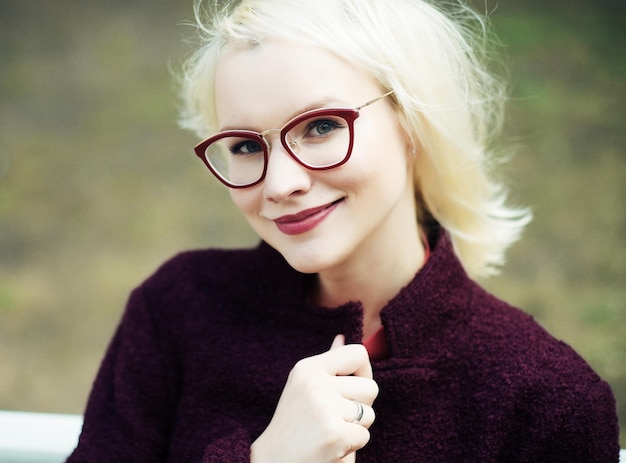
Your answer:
[330,334,345,350]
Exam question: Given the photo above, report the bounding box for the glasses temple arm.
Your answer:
[356,90,395,110]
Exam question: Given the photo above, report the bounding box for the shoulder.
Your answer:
[462,284,597,382]
[421,230,605,386]
[461,284,616,416]
[140,241,284,292]
[454,286,619,453]
[118,242,286,320]
[115,241,294,339]
[466,287,619,457]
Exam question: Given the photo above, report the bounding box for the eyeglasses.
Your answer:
[194,90,394,188]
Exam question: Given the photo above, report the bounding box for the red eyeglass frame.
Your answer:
[194,108,359,189]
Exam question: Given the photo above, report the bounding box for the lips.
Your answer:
[273,199,342,235]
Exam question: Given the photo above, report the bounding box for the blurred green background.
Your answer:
[0,0,624,445]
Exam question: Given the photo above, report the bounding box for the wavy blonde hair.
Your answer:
[179,0,531,278]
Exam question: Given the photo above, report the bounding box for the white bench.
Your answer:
[0,411,82,463]
[0,410,623,462]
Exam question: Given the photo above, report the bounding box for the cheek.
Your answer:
[353,133,411,183]
[229,189,259,218]
[354,111,411,174]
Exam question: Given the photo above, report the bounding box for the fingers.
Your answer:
[330,334,346,350]
[322,341,373,379]
[334,374,379,402]
[343,399,375,429]
[251,335,377,462]
[325,335,378,408]
[329,335,378,428]
[343,419,372,458]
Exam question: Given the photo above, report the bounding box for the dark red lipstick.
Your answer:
[274,199,342,235]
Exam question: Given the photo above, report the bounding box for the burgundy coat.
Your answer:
[67,232,620,462]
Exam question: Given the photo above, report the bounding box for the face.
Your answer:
[213,40,419,278]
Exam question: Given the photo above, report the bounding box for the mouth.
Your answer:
[273,199,343,235]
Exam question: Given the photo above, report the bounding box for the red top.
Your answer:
[362,234,431,361]
[362,325,389,361]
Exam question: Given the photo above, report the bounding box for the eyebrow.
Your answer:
[217,96,348,133]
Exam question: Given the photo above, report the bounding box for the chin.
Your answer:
[281,252,327,275]
[257,225,348,274]
[273,243,341,275]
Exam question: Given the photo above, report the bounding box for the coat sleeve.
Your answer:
[66,286,179,462]
[66,259,260,463]
[200,425,255,463]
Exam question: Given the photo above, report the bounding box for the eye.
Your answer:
[229,139,263,156]
[305,118,345,138]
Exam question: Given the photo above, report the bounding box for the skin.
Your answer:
[213,39,426,462]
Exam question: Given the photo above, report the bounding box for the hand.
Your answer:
[250,335,378,463]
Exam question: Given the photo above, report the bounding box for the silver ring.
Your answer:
[351,400,364,424]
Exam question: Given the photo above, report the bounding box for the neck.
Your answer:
[314,224,425,338]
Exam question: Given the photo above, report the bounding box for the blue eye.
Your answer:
[230,139,263,156]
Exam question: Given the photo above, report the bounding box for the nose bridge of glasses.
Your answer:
[258,128,280,151]
[259,127,298,152]
[259,127,280,139]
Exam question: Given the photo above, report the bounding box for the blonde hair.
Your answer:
[179,0,532,278]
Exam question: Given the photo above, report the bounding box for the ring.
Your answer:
[351,400,364,424]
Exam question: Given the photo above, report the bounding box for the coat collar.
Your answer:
[251,229,474,360]
[379,230,473,359]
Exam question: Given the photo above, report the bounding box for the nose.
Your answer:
[262,133,312,202]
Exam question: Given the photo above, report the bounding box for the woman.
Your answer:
[68,0,620,461]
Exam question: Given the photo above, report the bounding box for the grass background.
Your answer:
[1,0,624,446]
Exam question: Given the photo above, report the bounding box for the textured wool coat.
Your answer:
[67,232,620,462]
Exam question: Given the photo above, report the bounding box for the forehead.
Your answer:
[213,39,380,129]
